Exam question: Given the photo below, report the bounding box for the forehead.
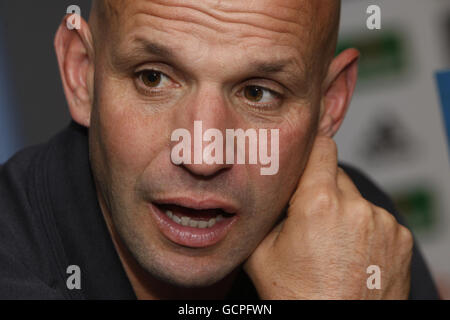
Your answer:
[108,1,330,44]
[99,0,337,80]
[108,0,320,24]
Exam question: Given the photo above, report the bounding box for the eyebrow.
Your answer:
[252,61,291,74]
[249,59,303,81]
[249,59,309,92]
[110,38,177,71]
[134,39,176,59]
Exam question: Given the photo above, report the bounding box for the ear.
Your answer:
[54,14,95,128]
[318,48,360,137]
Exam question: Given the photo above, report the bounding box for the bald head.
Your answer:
[90,0,123,24]
[56,0,358,293]
[90,0,341,74]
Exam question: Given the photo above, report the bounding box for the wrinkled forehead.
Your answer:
[91,0,340,77]
[92,0,339,43]
[95,0,334,21]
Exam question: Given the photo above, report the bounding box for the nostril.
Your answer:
[181,161,232,178]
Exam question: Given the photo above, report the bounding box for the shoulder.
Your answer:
[0,245,64,299]
[0,145,44,247]
[0,143,65,299]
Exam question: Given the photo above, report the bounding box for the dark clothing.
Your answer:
[0,122,439,299]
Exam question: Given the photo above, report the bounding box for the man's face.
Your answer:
[89,0,327,287]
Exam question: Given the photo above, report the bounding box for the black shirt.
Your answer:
[0,122,440,299]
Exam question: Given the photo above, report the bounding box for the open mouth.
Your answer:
[158,204,234,229]
[150,201,238,248]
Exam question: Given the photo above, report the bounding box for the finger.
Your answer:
[243,219,285,275]
[297,135,339,191]
[337,167,362,198]
[260,218,285,250]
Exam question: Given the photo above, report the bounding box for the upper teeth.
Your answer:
[165,210,223,228]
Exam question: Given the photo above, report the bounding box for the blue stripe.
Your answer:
[0,30,22,164]
[436,70,450,154]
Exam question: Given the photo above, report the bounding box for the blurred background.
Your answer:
[0,0,449,298]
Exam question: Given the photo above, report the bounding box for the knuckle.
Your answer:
[348,199,374,223]
[378,208,398,226]
[398,225,414,248]
[337,167,349,180]
[307,186,339,213]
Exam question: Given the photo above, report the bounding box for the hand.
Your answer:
[244,136,413,300]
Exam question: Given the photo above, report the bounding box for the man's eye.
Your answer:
[139,70,170,88]
[243,86,279,104]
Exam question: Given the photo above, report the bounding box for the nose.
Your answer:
[172,84,235,177]
[182,159,232,177]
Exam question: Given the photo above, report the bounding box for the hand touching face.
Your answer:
[245,136,413,299]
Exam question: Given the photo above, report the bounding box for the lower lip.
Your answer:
[150,203,238,248]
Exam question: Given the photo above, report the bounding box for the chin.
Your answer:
[157,270,227,288]
[138,252,236,288]
[113,211,247,289]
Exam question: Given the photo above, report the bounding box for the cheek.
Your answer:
[266,106,316,204]
[243,106,317,224]
[91,78,168,180]
[279,116,314,172]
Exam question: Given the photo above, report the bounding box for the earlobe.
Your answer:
[54,15,94,128]
[318,49,360,137]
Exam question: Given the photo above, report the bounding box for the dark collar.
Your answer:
[42,122,136,299]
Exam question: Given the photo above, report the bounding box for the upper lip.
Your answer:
[152,196,238,215]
